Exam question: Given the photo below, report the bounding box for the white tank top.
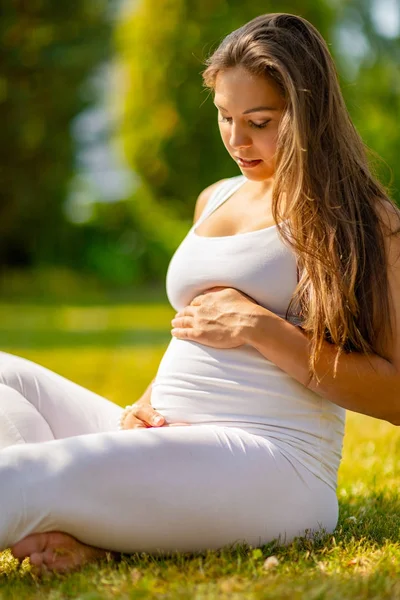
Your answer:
[151,174,346,491]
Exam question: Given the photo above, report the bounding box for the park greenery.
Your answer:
[0,0,399,286]
[0,0,112,269]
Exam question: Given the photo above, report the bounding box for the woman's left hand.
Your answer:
[170,286,260,349]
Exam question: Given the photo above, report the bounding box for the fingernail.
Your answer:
[153,416,164,425]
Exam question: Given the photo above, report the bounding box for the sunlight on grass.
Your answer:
[0,303,173,332]
[0,302,399,599]
[7,346,169,406]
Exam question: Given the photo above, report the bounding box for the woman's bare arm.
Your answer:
[241,204,400,425]
[136,377,156,404]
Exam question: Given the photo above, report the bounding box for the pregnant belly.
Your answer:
[150,338,346,493]
[150,337,320,428]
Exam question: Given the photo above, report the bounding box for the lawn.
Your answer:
[0,297,399,599]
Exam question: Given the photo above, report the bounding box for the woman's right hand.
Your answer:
[120,400,190,430]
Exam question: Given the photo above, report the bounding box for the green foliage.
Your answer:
[66,188,188,285]
[331,0,400,200]
[1,1,399,283]
[0,0,113,267]
[115,0,335,220]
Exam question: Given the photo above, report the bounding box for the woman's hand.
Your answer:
[170,286,260,349]
[121,400,190,430]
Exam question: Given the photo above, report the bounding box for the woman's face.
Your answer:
[214,65,286,182]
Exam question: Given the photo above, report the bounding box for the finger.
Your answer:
[131,405,165,427]
[171,316,193,328]
[171,328,190,339]
[122,413,149,430]
[124,421,147,431]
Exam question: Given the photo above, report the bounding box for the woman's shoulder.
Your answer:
[375,198,400,265]
[193,175,244,223]
[375,198,400,237]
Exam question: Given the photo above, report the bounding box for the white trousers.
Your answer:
[0,350,339,555]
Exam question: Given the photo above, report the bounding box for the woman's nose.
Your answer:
[229,125,252,149]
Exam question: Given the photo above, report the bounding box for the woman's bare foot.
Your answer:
[10,531,118,574]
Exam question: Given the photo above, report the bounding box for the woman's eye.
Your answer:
[218,116,270,129]
[218,115,232,124]
[250,121,270,129]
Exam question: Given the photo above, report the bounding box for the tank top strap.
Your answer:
[195,175,246,228]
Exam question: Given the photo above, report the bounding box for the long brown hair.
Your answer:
[202,13,400,382]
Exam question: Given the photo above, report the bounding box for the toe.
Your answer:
[11,533,46,560]
[30,552,44,567]
[43,548,58,567]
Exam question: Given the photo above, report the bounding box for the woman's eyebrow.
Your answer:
[213,101,278,113]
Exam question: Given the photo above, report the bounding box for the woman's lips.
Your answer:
[236,157,263,168]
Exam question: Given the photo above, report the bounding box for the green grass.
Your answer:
[0,298,399,599]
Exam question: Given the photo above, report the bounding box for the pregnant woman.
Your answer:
[1,13,399,574]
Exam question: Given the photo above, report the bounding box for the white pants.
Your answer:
[0,351,339,555]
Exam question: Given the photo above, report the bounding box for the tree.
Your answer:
[0,0,113,267]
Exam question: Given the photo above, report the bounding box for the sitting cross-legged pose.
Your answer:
[0,12,399,575]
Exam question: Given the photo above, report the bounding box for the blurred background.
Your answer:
[0,0,399,402]
[1,0,399,292]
